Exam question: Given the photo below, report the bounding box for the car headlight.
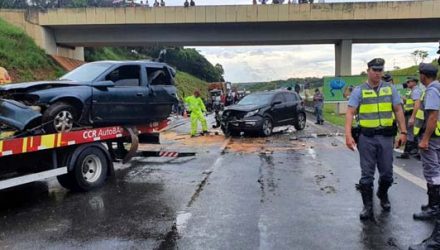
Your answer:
[244,109,259,118]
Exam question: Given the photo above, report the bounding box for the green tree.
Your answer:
[69,0,88,7]
[411,50,429,65]
[0,0,28,8]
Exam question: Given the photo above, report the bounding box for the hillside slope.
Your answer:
[390,60,439,77]
[0,18,62,82]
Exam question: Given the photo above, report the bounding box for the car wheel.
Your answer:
[294,112,306,131]
[221,125,239,137]
[42,102,78,133]
[261,117,273,137]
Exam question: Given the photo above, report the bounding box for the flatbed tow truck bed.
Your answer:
[0,120,195,191]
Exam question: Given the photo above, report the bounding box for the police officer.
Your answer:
[397,77,422,159]
[382,73,394,84]
[313,88,324,125]
[409,63,440,249]
[345,58,407,220]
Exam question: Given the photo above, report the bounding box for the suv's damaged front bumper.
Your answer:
[221,115,264,133]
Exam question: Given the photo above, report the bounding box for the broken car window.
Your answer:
[105,65,141,87]
[146,67,172,85]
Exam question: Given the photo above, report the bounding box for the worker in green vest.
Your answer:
[185,90,208,137]
[397,76,422,159]
[409,63,440,250]
[345,58,407,221]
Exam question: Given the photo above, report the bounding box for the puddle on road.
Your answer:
[307,147,317,159]
[258,153,279,203]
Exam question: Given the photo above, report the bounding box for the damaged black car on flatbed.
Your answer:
[0,60,178,136]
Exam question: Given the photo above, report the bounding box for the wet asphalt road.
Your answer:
[0,115,435,250]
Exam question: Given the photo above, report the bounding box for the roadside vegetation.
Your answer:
[322,103,345,127]
[0,17,63,82]
[175,71,209,99]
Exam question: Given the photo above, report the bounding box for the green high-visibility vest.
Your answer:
[413,91,440,137]
[404,89,415,112]
[358,83,394,128]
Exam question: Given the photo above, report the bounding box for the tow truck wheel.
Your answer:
[60,146,108,192]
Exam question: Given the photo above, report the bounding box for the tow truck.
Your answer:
[0,120,194,191]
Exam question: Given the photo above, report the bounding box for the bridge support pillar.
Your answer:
[41,27,84,61]
[335,40,352,76]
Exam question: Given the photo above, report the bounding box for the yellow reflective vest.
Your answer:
[184,95,206,115]
[358,83,394,128]
[413,90,440,137]
[404,89,415,112]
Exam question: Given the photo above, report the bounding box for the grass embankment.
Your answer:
[323,103,346,127]
[0,18,63,82]
[175,71,209,99]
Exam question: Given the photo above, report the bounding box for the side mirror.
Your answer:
[94,81,115,88]
[272,101,282,106]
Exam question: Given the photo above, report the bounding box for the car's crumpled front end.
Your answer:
[0,99,42,132]
[0,81,84,135]
[220,108,264,135]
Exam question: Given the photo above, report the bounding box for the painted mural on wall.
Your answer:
[323,75,415,102]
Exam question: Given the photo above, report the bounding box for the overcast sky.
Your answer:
[146,0,438,83]
[190,43,439,83]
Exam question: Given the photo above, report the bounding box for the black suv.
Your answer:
[221,91,306,136]
[0,61,178,133]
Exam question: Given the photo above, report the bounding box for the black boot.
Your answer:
[360,183,374,220]
[409,219,440,250]
[377,180,392,211]
[414,185,440,221]
[421,184,434,211]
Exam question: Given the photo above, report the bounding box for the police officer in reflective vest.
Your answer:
[409,63,440,250]
[345,58,407,220]
[397,77,422,159]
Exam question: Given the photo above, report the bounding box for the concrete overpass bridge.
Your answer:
[1,0,440,76]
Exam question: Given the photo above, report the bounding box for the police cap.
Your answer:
[367,58,385,70]
[418,63,438,76]
[382,73,393,82]
[406,76,419,83]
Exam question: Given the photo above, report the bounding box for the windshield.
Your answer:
[60,63,112,82]
[238,93,273,105]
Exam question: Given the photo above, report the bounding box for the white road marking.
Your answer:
[393,164,426,190]
[176,211,192,234]
[306,120,427,190]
